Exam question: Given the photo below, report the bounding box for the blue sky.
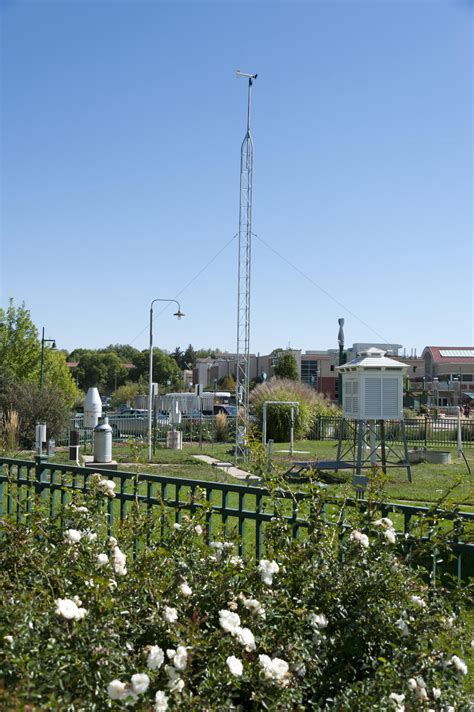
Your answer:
[1,0,472,357]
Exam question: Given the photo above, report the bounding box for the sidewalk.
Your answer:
[193,455,260,481]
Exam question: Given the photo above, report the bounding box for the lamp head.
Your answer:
[174,309,185,320]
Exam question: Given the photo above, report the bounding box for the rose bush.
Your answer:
[0,480,471,710]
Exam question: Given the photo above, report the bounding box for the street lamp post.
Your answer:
[40,327,56,387]
[148,299,185,463]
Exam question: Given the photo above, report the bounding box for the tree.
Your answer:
[110,382,147,409]
[0,299,40,383]
[182,344,197,369]
[171,346,184,370]
[273,350,299,380]
[75,352,128,393]
[100,344,141,362]
[43,350,81,409]
[130,349,181,387]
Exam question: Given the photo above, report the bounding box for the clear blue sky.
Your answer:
[1,0,472,357]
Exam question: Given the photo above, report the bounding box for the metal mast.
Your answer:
[235,70,257,459]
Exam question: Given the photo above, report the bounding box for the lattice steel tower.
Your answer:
[235,70,257,459]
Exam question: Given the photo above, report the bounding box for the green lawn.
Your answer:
[47,438,474,508]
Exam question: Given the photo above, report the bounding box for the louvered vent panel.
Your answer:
[365,378,382,419]
[382,378,399,418]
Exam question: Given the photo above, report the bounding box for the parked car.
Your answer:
[213,404,237,417]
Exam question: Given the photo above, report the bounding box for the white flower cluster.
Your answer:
[226,655,243,677]
[162,606,178,624]
[219,610,256,651]
[109,537,127,576]
[242,597,266,619]
[374,517,397,544]
[349,530,369,548]
[64,528,97,545]
[388,691,405,711]
[107,673,150,704]
[92,473,116,498]
[307,612,328,632]
[407,676,428,702]
[179,582,192,597]
[257,559,279,586]
[64,529,82,544]
[258,654,289,684]
[154,690,169,711]
[410,595,427,609]
[450,654,468,675]
[147,645,165,671]
[55,596,88,621]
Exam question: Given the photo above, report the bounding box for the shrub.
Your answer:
[250,378,340,441]
[0,410,19,452]
[214,412,228,442]
[0,482,470,710]
[0,379,70,447]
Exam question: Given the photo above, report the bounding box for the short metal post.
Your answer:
[290,407,294,456]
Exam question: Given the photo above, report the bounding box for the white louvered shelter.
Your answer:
[336,348,408,421]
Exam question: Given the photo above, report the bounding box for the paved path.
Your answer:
[193,455,260,481]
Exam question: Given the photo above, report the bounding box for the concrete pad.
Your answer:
[192,454,260,481]
[275,450,311,454]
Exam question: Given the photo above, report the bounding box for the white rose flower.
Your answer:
[173,523,182,530]
[154,690,169,712]
[257,559,279,586]
[410,595,426,608]
[384,529,396,544]
[374,517,394,528]
[350,530,369,548]
[194,524,203,535]
[165,665,184,692]
[432,687,441,699]
[163,606,178,624]
[173,646,188,671]
[147,645,165,671]
[389,692,405,704]
[307,612,328,630]
[97,553,109,566]
[107,679,126,700]
[219,609,241,634]
[112,546,127,576]
[451,655,468,675]
[109,536,118,547]
[131,673,150,694]
[3,635,13,644]
[258,654,289,683]
[64,529,82,544]
[226,655,243,677]
[179,582,192,597]
[243,598,265,617]
[234,626,256,651]
[55,598,87,621]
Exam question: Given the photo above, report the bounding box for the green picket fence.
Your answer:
[1,456,473,580]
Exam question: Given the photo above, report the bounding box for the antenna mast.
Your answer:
[235,70,257,459]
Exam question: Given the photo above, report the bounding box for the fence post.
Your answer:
[34,455,49,502]
[424,416,428,449]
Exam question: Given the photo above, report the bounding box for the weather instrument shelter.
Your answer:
[336,348,412,490]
